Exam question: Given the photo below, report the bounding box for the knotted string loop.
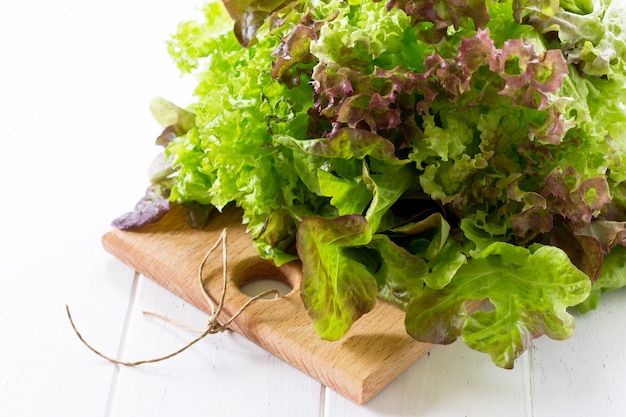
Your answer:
[66,228,279,366]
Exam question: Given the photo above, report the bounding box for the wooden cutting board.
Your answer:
[101,204,433,404]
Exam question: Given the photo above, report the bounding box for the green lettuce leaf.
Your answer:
[362,165,418,232]
[391,213,467,289]
[405,242,591,368]
[253,208,299,265]
[367,234,429,309]
[297,215,377,340]
[317,168,372,216]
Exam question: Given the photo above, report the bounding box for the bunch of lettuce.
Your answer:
[115,0,626,368]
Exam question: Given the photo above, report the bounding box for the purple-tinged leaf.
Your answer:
[181,201,214,230]
[577,220,626,254]
[489,39,568,110]
[385,0,490,43]
[221,0,292,47]
[541,166,611,229]
[510,205,553,242]
[112,184,171,230]
[272,23,317,79]
[550,218,604,281]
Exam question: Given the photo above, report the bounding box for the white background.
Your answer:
[1,1,626,416]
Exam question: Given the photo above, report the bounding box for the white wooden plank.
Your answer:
[0,3,135,413]
[530,288,626,417]
[324,337,530,416]
[0,235,134,416]
[108,275,323,417]
[0,0,205,415]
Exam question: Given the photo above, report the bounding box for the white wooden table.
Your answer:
[1,1,626,416]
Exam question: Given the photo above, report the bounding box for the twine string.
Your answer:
[66,228,280,366]
[142,311,205,334]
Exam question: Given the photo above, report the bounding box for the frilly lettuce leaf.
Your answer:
[167,1,233,73]
[386,0,490,43]
[165,2,323,254]
[520,0,626,77]
[275,128,407,165]
[405,242,591,368]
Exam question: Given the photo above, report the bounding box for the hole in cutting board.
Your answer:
[239,278,292,299]
[231,256,297,299]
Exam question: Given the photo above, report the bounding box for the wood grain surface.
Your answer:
[101,204,433,404]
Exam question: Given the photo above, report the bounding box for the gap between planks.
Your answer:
[523,346,536,417]
[103,270,141,417]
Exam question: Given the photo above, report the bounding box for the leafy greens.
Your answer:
[114,0,626,368]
